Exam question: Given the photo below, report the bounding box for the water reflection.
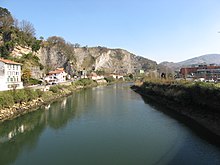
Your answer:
[0,92,83,165]
[139,94,220,147]
[0,84,219,165]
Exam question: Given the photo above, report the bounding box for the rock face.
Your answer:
[11,45,32,57]
[37,46,69,70]
[37,46,157,75]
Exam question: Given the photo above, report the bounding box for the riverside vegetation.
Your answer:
[131,78,220,136]
[0,79,97,122]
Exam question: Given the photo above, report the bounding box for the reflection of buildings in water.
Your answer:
[0,124,30,143]
[61,98,67,109]
[8,124,25,140]
[94,86,105,110]
[45,104,51,110]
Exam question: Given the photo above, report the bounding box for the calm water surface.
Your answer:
[0,83,220,165]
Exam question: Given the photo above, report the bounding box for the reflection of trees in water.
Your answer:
[0,110,46,165]
[0,92,84,165]
[0,87,103,165]
[47,96,78,129]
[139,94,220,146]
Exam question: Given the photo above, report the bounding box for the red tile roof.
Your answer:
[0,58,21,65]
[48,68,65,75]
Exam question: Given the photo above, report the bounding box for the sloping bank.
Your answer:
[0,79,98,122]
[131,80,220,137]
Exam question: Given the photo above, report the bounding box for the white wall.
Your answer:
[0,62,23,91]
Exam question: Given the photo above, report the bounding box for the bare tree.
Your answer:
[0,7,14,29]
[13,17,19,29]
[19,20,36,37]
[47,36,65,45]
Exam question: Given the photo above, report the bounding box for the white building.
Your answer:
[111,74,124,80]
[44,68,67,84]
[89,72,104,81]
[0,58,23,91]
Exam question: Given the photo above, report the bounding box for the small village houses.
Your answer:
[44,68,67,84]
[0,58,23,91]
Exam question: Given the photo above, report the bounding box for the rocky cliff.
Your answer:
[37,46,157,75]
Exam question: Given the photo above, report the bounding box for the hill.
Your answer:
[0,7,157,80]
[159,54,220,72]
[37,43,157,75]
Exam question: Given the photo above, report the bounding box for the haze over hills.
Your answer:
[159,54,220,71]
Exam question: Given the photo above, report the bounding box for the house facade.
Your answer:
[180,64,220,80]
[0,58,23,91]
[44,68,67,84]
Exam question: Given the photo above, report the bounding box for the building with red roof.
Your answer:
[44,68,67,84]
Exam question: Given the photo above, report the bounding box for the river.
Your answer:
[0,83,220,165]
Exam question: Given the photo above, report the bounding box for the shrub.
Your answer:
[29,78,42,85]
[36,89,44,97]
[75,78,96,86]
[104,77,115,83]
[13,89,28,103]
[49,86,59,93]
[0,91,14,108]
[24,88,38,101]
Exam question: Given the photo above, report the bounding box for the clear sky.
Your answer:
[1,0,220,63]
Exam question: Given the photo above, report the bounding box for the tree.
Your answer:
[47,36,65,45]
[32,39,42,52]
[19,20,36,37]
[0,7,14,29]
[39,36,44,40]
[74,43,80,48]
[22,68,31,85]
[128,74,134,79]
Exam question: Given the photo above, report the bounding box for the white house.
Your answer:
[0,58,23,91]
[44,68,67,84]
[89,72,104,81]
[111,74,124,80]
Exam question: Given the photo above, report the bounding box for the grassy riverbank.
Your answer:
[0,78,98,122]
[131,79,220,136]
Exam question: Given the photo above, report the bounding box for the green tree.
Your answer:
[22,68,31,85]
[32,39,42,52]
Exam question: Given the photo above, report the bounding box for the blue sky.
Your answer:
[1,0,220,63]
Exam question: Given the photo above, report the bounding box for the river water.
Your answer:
[0,83,220,165]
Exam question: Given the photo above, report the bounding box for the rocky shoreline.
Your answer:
[131,85,220,138]
[0,85,88,122]
[0,98,44,122]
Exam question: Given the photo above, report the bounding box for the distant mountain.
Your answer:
[177,54,220,66]
[159,54,220,72]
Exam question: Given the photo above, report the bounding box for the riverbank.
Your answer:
[0,79,98,122]
[131,80,220,137]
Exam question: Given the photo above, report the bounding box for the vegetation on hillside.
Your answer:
[0,7,42,57]
[0,7,45,85]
